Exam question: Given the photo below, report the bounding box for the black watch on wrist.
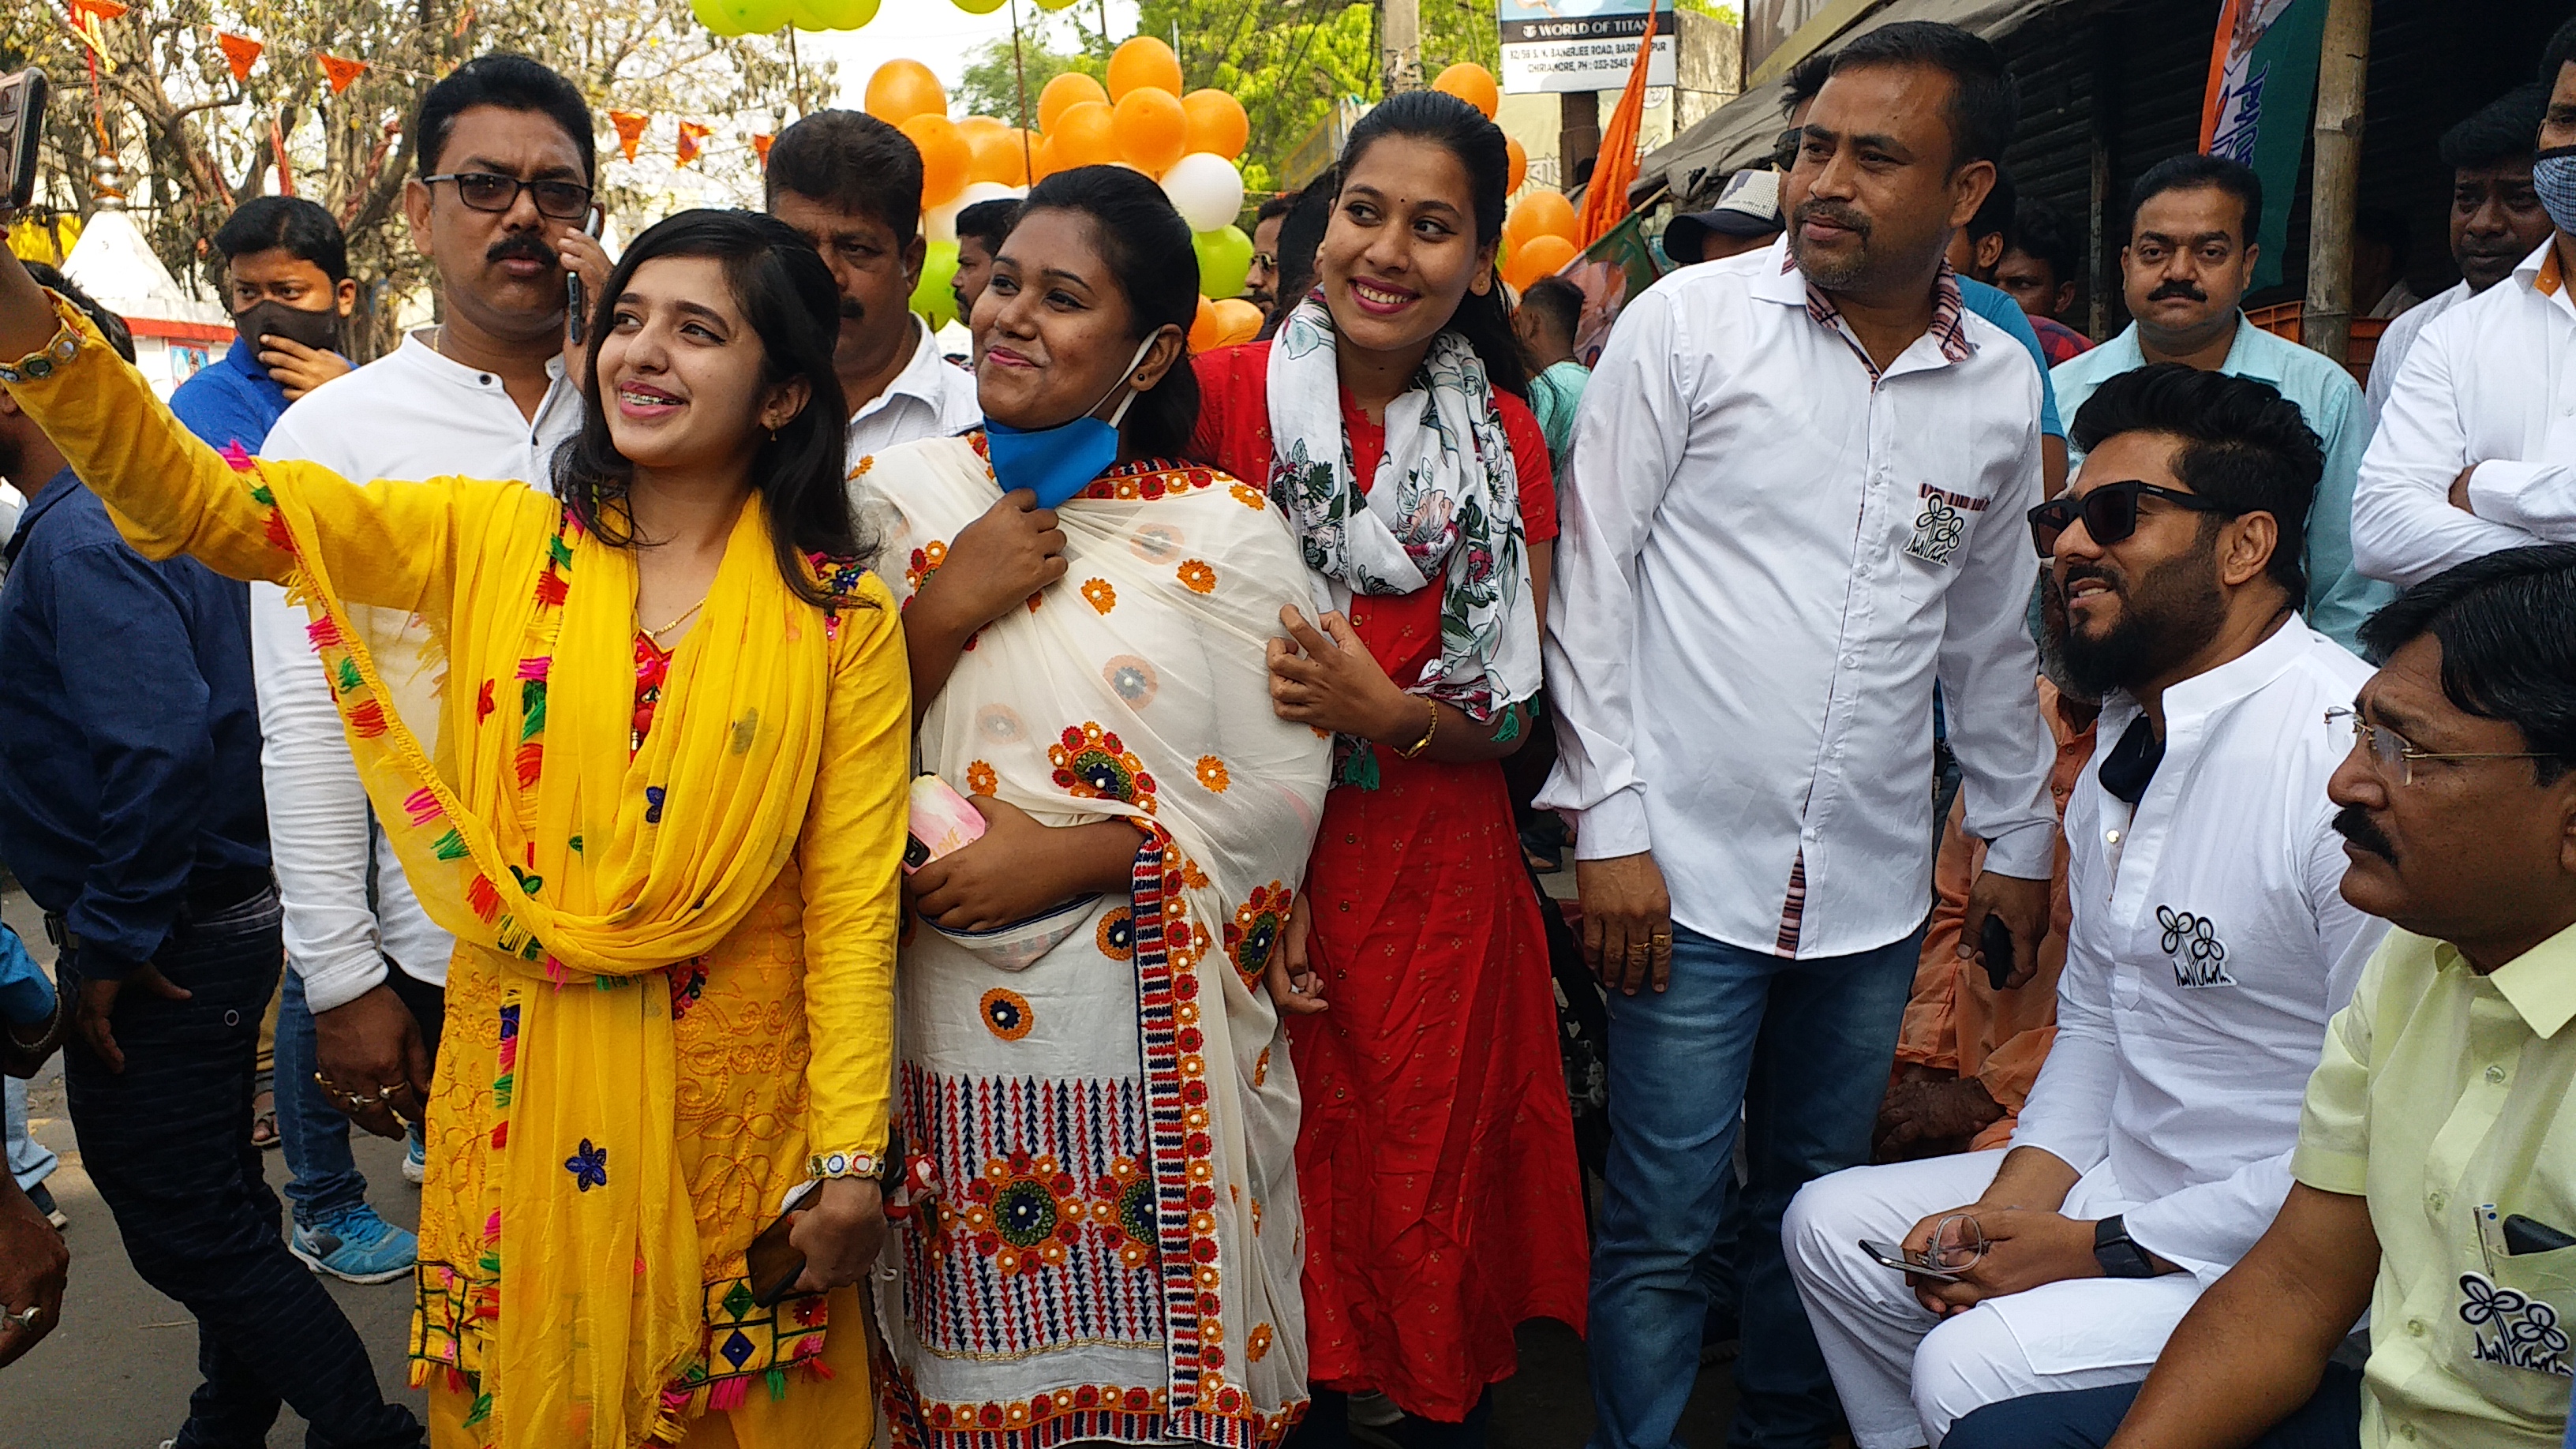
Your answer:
[2093,1214,2159,1279]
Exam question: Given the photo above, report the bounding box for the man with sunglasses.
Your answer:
[1947,545,2576,1449]
[248,54,598,1209]
[1784,364,2384,1449]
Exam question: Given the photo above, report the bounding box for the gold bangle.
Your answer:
[0,316,80,384]
[1395,698,1439,759]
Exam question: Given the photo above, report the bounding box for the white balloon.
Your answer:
[957,180,1028,208]
[1161,152,1246,234]
[923,198,962,245]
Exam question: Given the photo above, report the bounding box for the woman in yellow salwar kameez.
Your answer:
[0,211,909,1449]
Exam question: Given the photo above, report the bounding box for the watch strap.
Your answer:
[2093,1212,2158,1279]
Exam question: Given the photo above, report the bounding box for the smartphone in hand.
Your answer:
[0,70,49,214]
[1980,915,2016,992]
[747,1179,824,1307]
[565,203,605,346]
[1859,1237,1973,1282]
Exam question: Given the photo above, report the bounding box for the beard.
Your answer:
[2034,567,2102,706]
[2057,545,2228,699]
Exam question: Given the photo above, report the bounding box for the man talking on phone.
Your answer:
[1781,366,2386,1447]
[249,52,600,1205]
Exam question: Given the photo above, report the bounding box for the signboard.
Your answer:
[1500,0,1676,95]
[2197,0,2327,292]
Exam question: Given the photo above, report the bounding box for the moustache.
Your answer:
[2148,281,2207,303]
[839,298,864,321]
[1792,197,1871,238]
[2331,803,2398,864]
[486,234,556,268]
[2059,561,2123,597]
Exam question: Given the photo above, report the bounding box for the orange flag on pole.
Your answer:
[316,52,367,94]
[66,0,126,24]
[216,32,263,82]
[609,110,650,163]
[676,122,712,168]
[1576,7,1660,248]
[752,133,775,168]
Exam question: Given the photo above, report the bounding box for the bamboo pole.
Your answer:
[2303,0,2371,364]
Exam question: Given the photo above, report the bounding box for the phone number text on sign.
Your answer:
[1500,32,1674,92]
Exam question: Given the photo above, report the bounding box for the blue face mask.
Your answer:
[2537,146,2576,239]
[984,335,1159,508]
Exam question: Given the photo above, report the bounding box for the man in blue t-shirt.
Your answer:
[1946,165,2070,499]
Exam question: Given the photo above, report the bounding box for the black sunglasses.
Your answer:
[422,171,594,222]
[2026,478,2238,557]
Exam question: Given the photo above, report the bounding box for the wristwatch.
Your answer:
[2093,1214,2159,1279]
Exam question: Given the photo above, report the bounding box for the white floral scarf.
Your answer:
[1262,298,1539,728]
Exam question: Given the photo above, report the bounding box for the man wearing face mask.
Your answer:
[169,197,356,455]
[2050,154,2389,652]
[2352,24,2576,593]
[1787,364,2383,1449]
[245,54,606,1256]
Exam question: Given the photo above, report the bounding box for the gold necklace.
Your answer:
[639,596,708,639]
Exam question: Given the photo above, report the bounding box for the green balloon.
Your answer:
[691,0,751,35]
[729,0,794,29]
[1193,224,1253,300]
[913,240,960,330]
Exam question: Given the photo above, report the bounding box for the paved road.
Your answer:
[0,881,1746,1448]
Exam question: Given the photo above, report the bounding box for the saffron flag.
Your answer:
[65,0,125,24]
[676,121,712,168]
[753,133,775,168]
[216,31,263,83]
[610,110,651,163]
[1576,8,1657,249]
[2197,0,2328,290]
[316,52,368,94]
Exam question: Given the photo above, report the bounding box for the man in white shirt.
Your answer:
[763,110,980,462]
[256,54,596,1174]
[2351,24,2576,590]
[1784,365,2383,1447]
[2364,84,2552,425]
[1541,23,2056,1448]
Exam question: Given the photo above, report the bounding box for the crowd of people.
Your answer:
[0,13,2572,1449]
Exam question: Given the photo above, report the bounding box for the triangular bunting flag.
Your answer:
[676,121,711,168]
[451,3,477,36]
[216,32,263,83]
[316,52,367,94]
[66,0,126,24]
[752,133,774,169]
[608,110,650,163]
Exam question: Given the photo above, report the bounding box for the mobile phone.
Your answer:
[565,203,604,346]
[0,70,48,215]
[903,773,987,875]
[1980,916,2016,992]
[747,1179,824,1307]
[1859,1237,1972,1282]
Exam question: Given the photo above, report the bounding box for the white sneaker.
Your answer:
[401,1127,426,1185]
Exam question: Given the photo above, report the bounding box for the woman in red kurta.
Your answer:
[1189,89,1588,1441]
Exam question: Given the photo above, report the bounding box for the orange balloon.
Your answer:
[1189,294,1226,351]
[1049,100,1120,169]
[1106,36,1183,102]
[864,60,947,125]
[1433,62,1500,119]
[966,124,1032,186]
[1504,233,1578,290]
[900,114,972,208]
[1504,190,1578,248]
[1027,133,1059,182]
[1506,136,1527,195]
[1113,87,1188,175]
[1209,297,1264,346]
[957,115,1008,140]
[1181,88,1249,161]
[1037,72,1108,134]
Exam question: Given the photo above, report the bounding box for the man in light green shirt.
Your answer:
[1511,275,1589,478]
[1942,545,2576,1449]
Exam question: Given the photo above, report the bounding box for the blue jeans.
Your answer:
[1943,1362,2364,1448]
[271,968,369,1227]
[1587,920,1924,1449]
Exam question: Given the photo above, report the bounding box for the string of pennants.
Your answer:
[610,111,772,169]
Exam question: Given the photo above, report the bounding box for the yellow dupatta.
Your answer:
[262,471,834,1449]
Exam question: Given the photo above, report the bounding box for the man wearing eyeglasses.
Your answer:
[247,54,599,1213]
[1948,544,2576,1449]
[1783,364,2385,1449]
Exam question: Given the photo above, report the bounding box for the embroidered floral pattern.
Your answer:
[1224,885,1293,990]
[980,988,1035,1041]
[1196,755,1230,792]
[907,540,949,594]
[1176,560,1218,594]
[1103,656,1159,707]
[1097,906,1135,960]
[965,761,999,796]
[1082,578,1118,614]
[564,1138,608,1192]
[1080,459,1223,502]
[1247,1323,1274,1362]
[1049,723,1159,814]
[1230,483,1267,511]
[955,1153,1096,1276]
[666,957,708,1020]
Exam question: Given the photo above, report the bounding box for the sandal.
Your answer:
[251,1087,279,1150]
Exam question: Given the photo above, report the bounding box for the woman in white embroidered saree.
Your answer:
[849,169,1329,1449]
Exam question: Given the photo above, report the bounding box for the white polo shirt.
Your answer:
[844,316,981,464]
[2013,617,2384,1279]
[253,331,581,1010]
[1539,237,2057,959]
[2353,237,2576,587]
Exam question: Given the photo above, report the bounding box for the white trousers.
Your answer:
[1782,1149,2207,1448]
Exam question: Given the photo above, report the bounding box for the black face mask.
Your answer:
[234,298,343,361]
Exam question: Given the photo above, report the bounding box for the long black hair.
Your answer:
[554,209,865,608]
[1013,166,1202,462]
[1335,90,1528,397]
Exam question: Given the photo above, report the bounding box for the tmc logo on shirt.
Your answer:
[2156,905,2235,988]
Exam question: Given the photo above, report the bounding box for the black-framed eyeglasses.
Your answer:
[421,171,593,222]
[1251,251,1279,271]
[2027,478,2238,558]
[2324,707,2552,786]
